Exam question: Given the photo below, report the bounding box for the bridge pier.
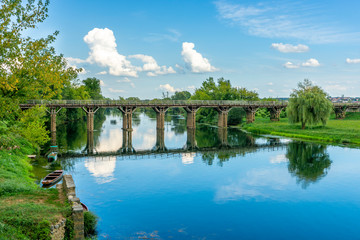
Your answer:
[82,107,100,131]
[119,106,137,130]
[153,128,167,152]
[51,131,56,146]
[215,107,232,128]
[184,106,200,129]
[86,130,95,154]
[268,106,283,121]
[244,106,258,123]
[334,106,346,119]
[184,128,198,150]
[48,107,62,132]
[120,129,135,153]
[153,107,169,129]
[218,128,230,148]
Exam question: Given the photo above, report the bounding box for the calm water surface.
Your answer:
[36,112,360,239]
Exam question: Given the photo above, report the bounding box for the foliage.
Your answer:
[82,78,103,100]
[17,105,49,147]
[171,91,191,100]
[0,0,78,103]
[287,79,333,129]
[286,142,331,188]
[84,211,98,238]
[191,77,258,124]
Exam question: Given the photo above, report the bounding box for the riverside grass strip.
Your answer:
[242,114,360,146]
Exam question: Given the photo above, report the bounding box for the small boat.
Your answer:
[81,202,89,211]
[47,151,58,161]
[47,146,58,161]
[42,170,64,186]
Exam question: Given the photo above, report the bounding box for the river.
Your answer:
[33,111,360,239]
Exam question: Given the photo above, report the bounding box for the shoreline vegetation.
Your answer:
[240,113,360,146]
[0,128,72,239]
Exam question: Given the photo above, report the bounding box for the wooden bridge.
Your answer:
[19,100,360,132]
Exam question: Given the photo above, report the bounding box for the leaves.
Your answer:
[287,79,333,128]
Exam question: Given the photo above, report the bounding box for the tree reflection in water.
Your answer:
[286,142,332,189]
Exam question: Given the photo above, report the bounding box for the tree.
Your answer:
[82,78,103,100]
[286,142,331,189]
[191,77,258,124]
[0,0,78,119]
[287,79,332,129]
[171,91,191,100]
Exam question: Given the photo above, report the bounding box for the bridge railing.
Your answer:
[25,99,288,106]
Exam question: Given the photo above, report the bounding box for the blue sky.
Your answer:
[32,0,360,99]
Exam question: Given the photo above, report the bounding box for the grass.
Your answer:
[0,129,70,239]
[241,113,360,146]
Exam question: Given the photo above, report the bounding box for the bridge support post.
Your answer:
[48,107,62,132]
[218,128,230,148]
[184,106,200,129]
[153,107,169,129]
[268,107,283,121]
[119,107,137,130]
[334,106,347,119]
[184,127,198,150]
[82,107,100,131]
[215,107,231,128]
[153,128,167,152]
[51,131,56,146]
[244,106,258,123]
[121,129,134,153]
[87,130,95,154]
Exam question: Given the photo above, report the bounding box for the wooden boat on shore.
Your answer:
[42,170,63,186]
[47,151,58,161]
[81,202,89,211]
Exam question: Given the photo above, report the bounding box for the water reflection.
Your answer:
[286,142,331,189]
[84,156,116,184]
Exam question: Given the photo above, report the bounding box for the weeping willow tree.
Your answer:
[287,79,333,129]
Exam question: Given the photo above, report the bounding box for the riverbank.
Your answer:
[240,113,360,145]
[0,131,71,239]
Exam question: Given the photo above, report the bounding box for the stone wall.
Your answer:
[54,174,84,240]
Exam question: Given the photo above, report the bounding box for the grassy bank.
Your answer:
[0,128,71,239]
[241,113,360,145]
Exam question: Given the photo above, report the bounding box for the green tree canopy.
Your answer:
[171,91,191,100]
[191,77,258,124]
[287,79,333,129]
[0,0,78,120]
[82,77,103,100]
[286,142,331,189]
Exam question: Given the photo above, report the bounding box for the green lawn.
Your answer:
[241,113,360,145]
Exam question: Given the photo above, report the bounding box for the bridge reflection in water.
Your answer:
[56,126,288,160]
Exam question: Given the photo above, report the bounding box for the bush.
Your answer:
[84,211,98,238]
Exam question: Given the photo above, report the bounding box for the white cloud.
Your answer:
[301,58,320,67]
[267,82,273,86]
[84,28,138,77]
[283,62,299,69]
[108,88,124,93]
[181,42,218,73]
[346,58,360,64]
[99,80,105,86]
[159,84,179,93]
[324,84,348,93]
[117,77,131,83]
[284,59,320,68]
[97,71,107,75]
[270,154,288,164]
[214,1,360,43]
[144,29,181,42]
[129,54,176,76]
[271,43,309,53]
[130,82,135,88]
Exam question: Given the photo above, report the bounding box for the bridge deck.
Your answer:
[20,99,288,108]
